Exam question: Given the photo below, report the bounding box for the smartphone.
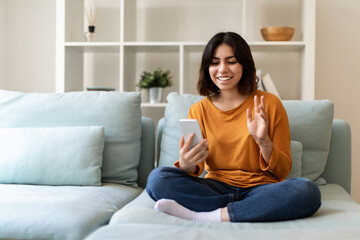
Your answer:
[179,119,203,149]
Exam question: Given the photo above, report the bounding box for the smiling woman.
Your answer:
[146,32,322,223]
[209,44,243,93]
[208,44,245,111]
[198,32,257,98]
[197,32,257,111]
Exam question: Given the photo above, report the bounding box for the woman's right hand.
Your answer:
[178,133,209,174]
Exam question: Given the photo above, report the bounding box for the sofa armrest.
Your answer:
[156,118,165,167]
[137,117,155,188]
[321,119,351,193]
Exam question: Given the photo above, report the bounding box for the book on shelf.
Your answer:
[261,73,281,99]
[256,69,265,91]
[86,86,115,91]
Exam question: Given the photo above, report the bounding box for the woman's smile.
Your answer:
[217,76,233,81]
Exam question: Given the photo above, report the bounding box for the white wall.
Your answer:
[0,0,8,85]
[316,0,360,202]
[1,0,55,92]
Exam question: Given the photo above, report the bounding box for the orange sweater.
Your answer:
[175,90,292,188]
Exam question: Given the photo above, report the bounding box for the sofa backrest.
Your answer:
[321,119,351,193]
[156,92,351,192]
[0,90,145,187]
[138,117,155,188]
[281,100,334,184]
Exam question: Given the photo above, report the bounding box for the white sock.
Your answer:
[154,199,221,222]
[194,208,222,222]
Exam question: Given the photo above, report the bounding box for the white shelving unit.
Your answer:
[56,0,315,119]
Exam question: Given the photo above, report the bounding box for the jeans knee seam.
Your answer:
[228,202,235,222]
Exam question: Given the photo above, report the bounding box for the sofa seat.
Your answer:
[85,184,360,240]
[85,222,360,240]
[0,183,142,240]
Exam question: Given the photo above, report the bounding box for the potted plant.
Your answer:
[137,68,173,103]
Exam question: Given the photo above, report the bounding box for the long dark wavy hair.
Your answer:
[197,32,258,96]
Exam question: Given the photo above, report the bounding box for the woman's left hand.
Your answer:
[246,95,270,146]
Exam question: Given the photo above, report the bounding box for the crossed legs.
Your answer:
[146,167,321,222]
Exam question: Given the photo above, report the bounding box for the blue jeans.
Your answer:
[146,167,321,222]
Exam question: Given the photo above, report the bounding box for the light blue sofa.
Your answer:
[86,93,360,240]
[0,90,155,240]
[0,90,359,240]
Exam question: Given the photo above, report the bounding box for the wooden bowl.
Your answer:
[261,26,295,41]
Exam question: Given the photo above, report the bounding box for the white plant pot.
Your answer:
[148,87,163,103]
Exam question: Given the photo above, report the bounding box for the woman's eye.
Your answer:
[210,62,219,65]
[228,61,237,64]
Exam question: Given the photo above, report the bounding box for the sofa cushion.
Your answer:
[0,90,142,187]
[282,100,334,183]
[0,126,104,186]
[287,141,303,179]
[108,185,360,231]
[86,223,360,240]
[158,92,204,167]
[0,183,142,240]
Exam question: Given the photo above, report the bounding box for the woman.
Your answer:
[146,32,321,222]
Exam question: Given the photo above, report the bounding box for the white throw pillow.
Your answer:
[0,126,104,186]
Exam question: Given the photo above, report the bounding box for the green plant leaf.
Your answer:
[137,67,173,89]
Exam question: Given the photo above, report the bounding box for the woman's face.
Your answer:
[209,43,243,93]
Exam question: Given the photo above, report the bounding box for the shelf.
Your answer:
[64,41,305,52]
[122,45,179,94]
[65,42,120,46]
[64,41,206,46]
[56,0,315,104]
[65,42,120,52]
[124,0,243,42]
[123,42,207,47]
[249,41,306,52]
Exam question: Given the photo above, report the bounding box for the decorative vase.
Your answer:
[84,26,98,42]
[148,87,163,103]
